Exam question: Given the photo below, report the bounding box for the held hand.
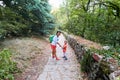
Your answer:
[59,45,63,49]
[60,45,62,48]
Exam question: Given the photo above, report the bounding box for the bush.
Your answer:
[80,49,94,73]
[0,7,30,40]
[91,47,120,65]
[81,47,120,80]
[0,49,19,80]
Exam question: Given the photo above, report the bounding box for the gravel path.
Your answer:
[37,34,83,80]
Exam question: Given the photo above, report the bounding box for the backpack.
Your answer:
[49,35,55,43]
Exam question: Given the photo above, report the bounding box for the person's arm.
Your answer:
[57,42,62,48]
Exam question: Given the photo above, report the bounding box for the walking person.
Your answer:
[51,31,62,60]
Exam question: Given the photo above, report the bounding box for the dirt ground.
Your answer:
[0,34,103,80]
[68,34,102,49]
[0,36,51,80]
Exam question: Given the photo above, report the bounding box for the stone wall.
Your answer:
[64,34,120,80]
[66,35,86,62]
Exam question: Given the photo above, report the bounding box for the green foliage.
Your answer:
[0,0,55,39]
[91,47,120,65]
[51,7,68,30]
[0,7,30,40]
[80,49,94,72]
[2,0,55,34]
[0,49,19,80]
[61,0,120,47]
[81,47,119,80]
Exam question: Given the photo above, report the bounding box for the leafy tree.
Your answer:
[62,0,120,46]
[0,6,29,40]
[1,0,55,35]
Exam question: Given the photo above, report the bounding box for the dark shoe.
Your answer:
[52,55,55,58]
[62,56,65,58]
[64,56,68,60]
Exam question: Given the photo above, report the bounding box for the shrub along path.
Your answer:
[0,36,51,80]
[37,34,83,80]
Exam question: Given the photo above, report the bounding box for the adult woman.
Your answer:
[51,31,62,60]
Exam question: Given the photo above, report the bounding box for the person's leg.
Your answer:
[52,50,55,58]
[62,52,66,58]
[64,52,67,60]
[54,51,58,59]
[64,52,66,57]
[51,45,60,60]
[52,48,56,58]
[54,49,60,60]
[51,45,55,58]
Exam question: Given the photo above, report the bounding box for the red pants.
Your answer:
[51,44,56,51]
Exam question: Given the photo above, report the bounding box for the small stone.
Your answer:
[92,53,103,62]
[109,70,120,80]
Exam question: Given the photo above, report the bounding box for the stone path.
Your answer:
[37,34,83,80]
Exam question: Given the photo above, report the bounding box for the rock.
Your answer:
[92,54,118,72]
[103,46,110,50]
[66,34,120,80]
[107,58,118,72]
[109,72,116,80]
[67,36,86,61]
[109,70,120,80]
[92,53,103,62]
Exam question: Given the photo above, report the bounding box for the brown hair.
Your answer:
[56,31,61,34]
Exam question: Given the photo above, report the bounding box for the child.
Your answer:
[62,40,68,60]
